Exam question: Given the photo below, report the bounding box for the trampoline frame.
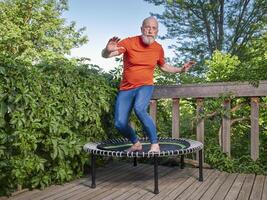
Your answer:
[84,138,203,194]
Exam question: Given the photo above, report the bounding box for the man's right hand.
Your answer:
[106,37,121,52]
[102,36,125,58]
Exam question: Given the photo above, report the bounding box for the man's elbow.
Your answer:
[102,54,109,58]
[101,49,109,58]
[159,65,168,72]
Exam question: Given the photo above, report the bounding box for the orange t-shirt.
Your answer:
[117,36,165,90]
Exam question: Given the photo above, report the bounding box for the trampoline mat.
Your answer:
[97,140,190,153]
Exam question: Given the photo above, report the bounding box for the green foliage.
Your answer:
[0,0,117,196]
[206,50,241,82]
[205,36,267,83]
[0,63,116,195]
[236,33,267,82]
[205,138,267,175]
[0,0,88,66]
[145,0,267,60]
[107,57,123,89]
[144,0,267,82]
[205,143,235,173]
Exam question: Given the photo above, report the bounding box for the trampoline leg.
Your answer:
[198,149,203,181]
[154,155,159,194]
[180,155,185,169]
[133,157,137,166]
[91,154,96,188]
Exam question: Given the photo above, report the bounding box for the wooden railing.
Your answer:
[149,81,267,161]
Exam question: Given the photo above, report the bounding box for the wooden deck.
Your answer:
[8,160,267,200]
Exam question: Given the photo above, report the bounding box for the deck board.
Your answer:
[8,161,267,200]
[224,174,246,200]
[249,175,265,200]
[236,174,255,200]
[170,169,214,200]
[200,171,229,200]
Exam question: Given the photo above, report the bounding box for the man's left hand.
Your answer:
[182,61,196,72]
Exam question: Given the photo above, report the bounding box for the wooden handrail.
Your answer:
[151,81,267,99]
[149,81,266,161]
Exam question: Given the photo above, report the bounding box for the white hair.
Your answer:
[142,16,158,27]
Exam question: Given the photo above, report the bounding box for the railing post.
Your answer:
[250,97,260,161]
[196,98,205,144]
[196,98,204,163]
[150,100,157,125]
[222,99,231,156]
[172,98,180,139]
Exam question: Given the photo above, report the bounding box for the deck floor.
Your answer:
[8,160,267,200]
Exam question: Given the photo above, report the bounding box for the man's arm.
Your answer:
[101,48,121,58]
[160,61,196,73]
[101,36,125,58]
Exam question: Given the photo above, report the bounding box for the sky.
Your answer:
[63,0,175,72]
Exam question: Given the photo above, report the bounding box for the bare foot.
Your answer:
[125,141,142,153]
[148,143,160,153]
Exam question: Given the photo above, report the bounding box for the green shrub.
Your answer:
[0,63,116,195]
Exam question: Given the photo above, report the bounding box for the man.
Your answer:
[102,16,195,153]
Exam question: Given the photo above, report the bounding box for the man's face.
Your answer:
[141,19,158,45]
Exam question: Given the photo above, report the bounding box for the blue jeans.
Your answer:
[114,85,157,144]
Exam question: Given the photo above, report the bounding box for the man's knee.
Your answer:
[134,107,147,118]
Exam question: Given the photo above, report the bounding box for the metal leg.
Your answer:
[133,157,137,166]
[180,155,185,169]
[154,155,159,194]
[91,154,96,188]
[198,149,203,181]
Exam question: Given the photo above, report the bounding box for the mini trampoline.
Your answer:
[83,137,203,194]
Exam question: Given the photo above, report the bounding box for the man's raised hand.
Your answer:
[106,36,124,52]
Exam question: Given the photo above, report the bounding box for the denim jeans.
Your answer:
[114,85,157,144]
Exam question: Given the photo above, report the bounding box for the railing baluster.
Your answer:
[196,98,205,143]
[222,99,231,156]
[172,98,180,139]
[251,97,260,161]
[196,98,205,163]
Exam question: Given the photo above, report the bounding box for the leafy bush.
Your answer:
[0,62,116,195]
[205,137,267,175]
[206,50,241,82]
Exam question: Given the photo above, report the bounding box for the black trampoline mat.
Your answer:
[97,140,190,153]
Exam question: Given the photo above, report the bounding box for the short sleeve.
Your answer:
[157,46,165,66]
[117,38,129,54]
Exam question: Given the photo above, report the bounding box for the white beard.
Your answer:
[141,35,155,45]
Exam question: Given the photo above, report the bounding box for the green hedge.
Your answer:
[0,63,116,195]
